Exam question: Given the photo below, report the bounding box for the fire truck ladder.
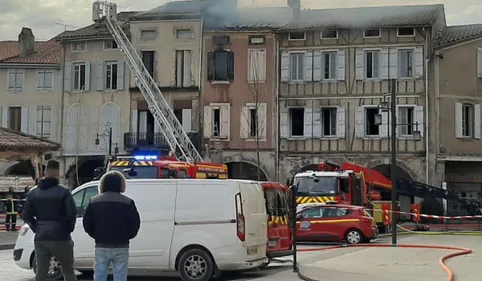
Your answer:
[94,1,202,164]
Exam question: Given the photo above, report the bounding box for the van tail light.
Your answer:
[235,193,245,242]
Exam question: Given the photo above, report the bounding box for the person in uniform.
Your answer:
[5,186,17,231]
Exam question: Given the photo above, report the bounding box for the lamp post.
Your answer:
[95,127,119,159]
[374,79,421,245]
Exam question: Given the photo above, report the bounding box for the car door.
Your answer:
[319,207,352,241]
[297,207,326,241]
[71,185,99,266]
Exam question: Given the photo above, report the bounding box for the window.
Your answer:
[212,107,221,137]
[140,30,157,40]
[301,207,323,219]
[398,27,415,37]
[365,108,379,136]
[399,107,414,136]
[363,29,380,38]
[462,104,474,137]
[321,30,338,39]
[73,63,86,91]
[289,108,304,137]
[249,35,265,45]
[288,32,305,41]
[322,108,337,137]
[36,106,51,138]
[72,189,86,216]
[7,69,24,92]
[175,50,192,87]
[323,52,337,80]
[248,49,266,82]
[72,186,99,217]
[290,53,304,81]
[365,50,379,79]
[141,51,155,78]
[36,70,53,92]
[322,207,351,217]
[207,50,235,81]
[249,108,257,138]
[72,42,86,52]
[176,29,192,39]
[399,49,414,78]
[104,40,118,50]
[8,107,21,131]
[105,62,118,90]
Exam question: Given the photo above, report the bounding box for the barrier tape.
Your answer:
[367,208,482,220]
[0,199,26,201]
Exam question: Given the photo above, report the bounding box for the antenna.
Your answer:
[54,22,79,31]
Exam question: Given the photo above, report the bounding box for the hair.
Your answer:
[99,170,126,194]
[45,159,60,177]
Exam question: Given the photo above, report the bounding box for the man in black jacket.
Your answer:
[22,160,77,281]
[83,170,140,281]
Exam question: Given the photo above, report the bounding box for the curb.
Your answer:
[297,265,319,281]
[0,244,14,251]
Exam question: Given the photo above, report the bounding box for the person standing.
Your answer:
[22,160,77,281]
[5,186,17,231]
[83,170,140,281]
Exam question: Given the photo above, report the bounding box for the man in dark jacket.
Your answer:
[22,160,77,281]
[83,170,140,281]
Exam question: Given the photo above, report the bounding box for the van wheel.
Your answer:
[345,229,363,244]
[32,254,63,280]
[260,261,270,269]
[178,248,214,281]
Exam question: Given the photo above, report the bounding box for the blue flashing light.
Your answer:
[134,155,158,160]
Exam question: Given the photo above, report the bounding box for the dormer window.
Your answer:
[397,27,415,37]
[321,30,338,39]
[72,42,86,52]
[104,40,118,50]
[363,29,381,38]
[288,32,306,41]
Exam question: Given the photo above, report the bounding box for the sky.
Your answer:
[0,0,481,41]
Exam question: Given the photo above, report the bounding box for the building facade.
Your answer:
[0,27,61,178]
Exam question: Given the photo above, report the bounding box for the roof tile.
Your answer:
[0,40,60,64]
[0,127,60,151]
[435,24,482,48]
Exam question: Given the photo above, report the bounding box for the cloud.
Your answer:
[0,0,480,40]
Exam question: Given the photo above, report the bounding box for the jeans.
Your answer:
[94,248,129,281]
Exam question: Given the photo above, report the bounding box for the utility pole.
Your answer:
[390,78,398,245]
[108,127,113,158]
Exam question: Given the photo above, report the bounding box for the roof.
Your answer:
[204,4,444,30]
[0,127,60,152]
[435,24,482,48]
[0,40,60,65]
[56,12,139,40]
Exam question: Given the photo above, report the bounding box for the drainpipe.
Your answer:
[59,41,67,184]
[423,27,430,184]
[198,15,204,156]
[274,34,280,182]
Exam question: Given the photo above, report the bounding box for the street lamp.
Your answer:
[95,127,119,158]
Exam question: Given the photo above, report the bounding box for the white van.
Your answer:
[14,179,268,281]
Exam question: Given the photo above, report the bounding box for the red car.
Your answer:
[296,204,378,244]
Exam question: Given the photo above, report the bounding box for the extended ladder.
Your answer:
[95,1,203,164]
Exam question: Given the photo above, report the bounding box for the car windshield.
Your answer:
[110,166,158,179]
[294,176,338,195]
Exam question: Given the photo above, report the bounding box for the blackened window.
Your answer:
[207,50,234,81]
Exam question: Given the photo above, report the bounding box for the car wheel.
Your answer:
[259,261,270,269]
[32,255,63,281]
[178,248,214,281]
[345,229,363,244]
[78,270,94,278]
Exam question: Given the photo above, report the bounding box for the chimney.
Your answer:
[287,0,300,20]
[18,27,35,58]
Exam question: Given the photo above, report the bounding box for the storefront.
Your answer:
[444,161,482,215]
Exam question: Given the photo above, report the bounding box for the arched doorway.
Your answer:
[4,161,35,178]
[226,162,268,181]
[66,157,105,189]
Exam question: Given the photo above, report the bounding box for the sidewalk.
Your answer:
[297,235,481,281]
[0,231,18,250]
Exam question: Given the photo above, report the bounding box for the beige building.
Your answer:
[0,27,61,177]
[429,24,482,213]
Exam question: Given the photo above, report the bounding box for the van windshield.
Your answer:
[264,188,289,216]
[294,176,338,195]
[110,166,158,179]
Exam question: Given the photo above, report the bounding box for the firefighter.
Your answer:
[5,187,17,231]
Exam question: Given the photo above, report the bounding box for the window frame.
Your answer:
[36,70,54,92]
[289,52,305,82]
[288,107,305,138]
[103,40,118,50]
[71,42,87,52]
[397,27,415,37]
[398,106,415,137]
[364,107,381,137]
[104,61,118,90]
[175,28,193,39]
[462,103,474,138]
[140,30,157,41]
[211,106,221,138]
[322,51,337,81]
[36,105,52,138]
[398,49,414,79]
[364,50,380,80]
[208,50,234,83]
[288,32,306,41]
[321,107,337,138]
[7,69,25,92]
[72,185,99,217]
[363,29,381,38]
[320,30,338,39]
[72,62,87,91]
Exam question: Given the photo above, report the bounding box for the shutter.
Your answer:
[117,61,125,90]
[355,107,364,138]
[36,71,43,91]
[313,51,322,81]
[337,50,346,81]
[258,103,267,139]
[66,105,79,151]
[380,48,389,79]
[131,110,138,133]
[336,107,346,138]
[97,62,104,91]
[240,106,249,139]
[474,104,481,139]
[19,71,25,91]
[281,52,290,82]
[84,62,91,91]
[414,106,424,137]
[220,104,230,138]
[21,106,29,133]
[380,110,388,138]
[79,105,88,151]
[227,51,235,81]
[304,51,313,81]
[304,107,313,138]
[312,108,321,138]
[389,48,398,78]
[258,50,266,81]
[355,48,364,80]
[247,49,255,82]
[64,63,72,92]
[7,71,15,91]
[280,107,289,138]
[1,107,7,127]
[478,48,482,78]
[183,51,192,87]
[414,47,424,78]
[207,52,215,81]
[203,106,212,138]
[455,103,463,138]
[182,108,192,132]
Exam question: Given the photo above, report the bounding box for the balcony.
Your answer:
[123,132,201,152]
